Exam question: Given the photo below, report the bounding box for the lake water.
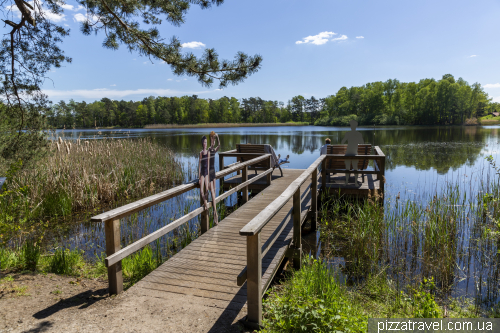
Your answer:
[52,125,500,305]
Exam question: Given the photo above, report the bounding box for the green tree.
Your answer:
[1,0,262,170]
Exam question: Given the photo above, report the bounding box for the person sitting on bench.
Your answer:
[277,154,290,165]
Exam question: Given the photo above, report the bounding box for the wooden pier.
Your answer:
[90,145,385,330]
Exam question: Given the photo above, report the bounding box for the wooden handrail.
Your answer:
[91,154,271,223]
[324,153,383,160]
[94,153,272,295]
[105,167,274,267]
[239,155,325,236]
[242,155,323,327]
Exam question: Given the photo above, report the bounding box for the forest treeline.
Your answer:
[45,74,500,128]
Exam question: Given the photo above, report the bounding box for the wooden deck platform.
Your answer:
[224,169,381,198]
[127,169,313,329]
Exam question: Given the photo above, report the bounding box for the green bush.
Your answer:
[411,277,441,318]
[122,245,163,287]
[21,240,40,271]
[261,257,366,333]
[49,248,84,275]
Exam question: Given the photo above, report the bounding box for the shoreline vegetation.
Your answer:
[2,157,500,329]
[45,75,499,130]
[144,121,309,129]
[0,137,183,247]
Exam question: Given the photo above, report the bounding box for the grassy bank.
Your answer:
[261,162,500,330]
[144,121,309,129]
[479,115,500,125]
[261,257,487,332]
[0,137,183,246]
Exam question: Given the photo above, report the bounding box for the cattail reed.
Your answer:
[2,138,183,222]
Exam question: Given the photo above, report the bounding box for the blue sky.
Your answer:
[32,0,500,103]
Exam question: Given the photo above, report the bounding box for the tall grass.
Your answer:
[0,137,183,245]
[319,167,500,308]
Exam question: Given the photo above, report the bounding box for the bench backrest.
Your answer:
[326,144,372,170]
[236,144,270,169]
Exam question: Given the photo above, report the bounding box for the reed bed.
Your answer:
[0,136,183,244]
[319,171,500,309]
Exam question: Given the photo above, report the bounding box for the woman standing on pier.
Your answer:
[198,136,210,212]
[208,131,220,225]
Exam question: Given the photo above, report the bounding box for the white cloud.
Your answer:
[167,79,173,81]
[296,31,347,45]
[73,13,99,23]
[61,4,84,11]
[43,88,212,99]
[181,41,206,49]
[64,23,69,26]
[7,4,66,22]
[356,36,364,39]
[73,13,85,22]
[493,96,500,103]
[44,10,66,22]
[110,84,116,86]
[143,61,148,64]
[469,55,477,58]
[485,83,500,88]
[331,35,348,42]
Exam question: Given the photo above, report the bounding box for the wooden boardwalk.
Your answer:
[127,169,313,327]
[91,145,385,330]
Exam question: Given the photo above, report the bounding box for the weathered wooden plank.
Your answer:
[92,180,198,223]
[141,274,247,296]
[105,219,123,295]
[146,270,240,287]
[239,156,323,236]
[136,281,248,303]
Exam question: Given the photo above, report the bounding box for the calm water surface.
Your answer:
[53,125,500,303]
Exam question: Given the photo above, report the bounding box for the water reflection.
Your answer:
[50,125,500,304]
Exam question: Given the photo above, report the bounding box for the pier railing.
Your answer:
[238,154,325,327]
[322,146,386,196]
[91,154,273,295]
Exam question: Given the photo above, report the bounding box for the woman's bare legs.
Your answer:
[200,175,208,210]
[210,179,218,225]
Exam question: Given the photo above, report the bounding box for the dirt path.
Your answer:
[0,272,252,333]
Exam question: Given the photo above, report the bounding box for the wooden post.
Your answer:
[242,166,248,203]
[219,155,224,189]
[379,152,385,203]
[237,157,241,175]
[311,169,318,231]
[105,219,123,295]
[266,155,272,185]
[321,158,326,190]
[247,233,262,327]
[200,191,209,234]
[292,187,301,270]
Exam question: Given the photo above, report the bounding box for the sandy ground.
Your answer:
[0,272,254,333]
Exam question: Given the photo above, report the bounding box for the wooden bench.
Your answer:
[236,144,284,177]
[325,144,372,182]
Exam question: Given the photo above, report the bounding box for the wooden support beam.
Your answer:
[246,233,262,327]
[242,166,248,203]
[311,168,318,231]
[321,158,326,190]
[292,188,301,270]
[266,155,272,185]
[105,219,123,295]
